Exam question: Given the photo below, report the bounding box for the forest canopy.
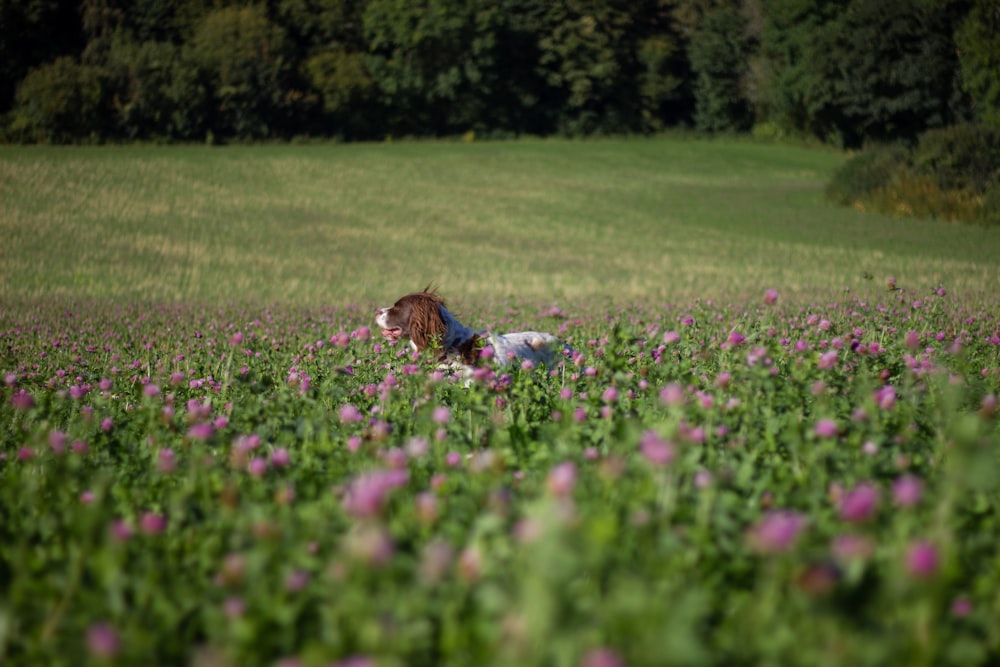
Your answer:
[1,0,997,145]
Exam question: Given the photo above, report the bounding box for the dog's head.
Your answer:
[374,290,448,351]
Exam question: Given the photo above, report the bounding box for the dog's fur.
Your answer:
[375,290,567,367]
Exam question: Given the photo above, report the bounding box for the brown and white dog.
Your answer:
[374,290,567,367]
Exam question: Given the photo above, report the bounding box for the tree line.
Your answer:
[1,0,997,146]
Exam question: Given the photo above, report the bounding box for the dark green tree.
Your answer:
[103,38,182,139]
[185,5,303,139]
[0,0,84,112]
[776,0,969,146]
[688,2,754,132]
[8,56,107,142]
[956,0,1000,127]
[362,0,521,135]
[758,0,848,138]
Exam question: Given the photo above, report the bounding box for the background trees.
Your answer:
[1,0,995,145]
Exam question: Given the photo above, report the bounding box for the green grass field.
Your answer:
[3,137,998,309]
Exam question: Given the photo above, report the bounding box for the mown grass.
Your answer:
[2,137,998,309]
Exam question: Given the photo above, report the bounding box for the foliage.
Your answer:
[0,0,985,144]
[688,3,754,133]
[305,48,375,138]
[760,0,969,148]
[826,124,1000,224]
[955,0,1000,129]
[825,145,911,206]
[102,38,182,140]
[1,289,999,665]
[8,56,108,143]
[186,5,304,140]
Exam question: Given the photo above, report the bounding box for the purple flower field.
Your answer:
[2,288,999,666]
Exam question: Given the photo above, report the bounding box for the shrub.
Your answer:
[827,124,1000,225]
[8,57,108,143]
[911,123,1000,194]
[824,145,910,206]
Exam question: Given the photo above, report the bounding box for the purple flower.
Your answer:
[270,447,291,467]
[694,470,713,490]
[100,417,113,432]
[892,474,923,508]
[49,430,67,454]
[10,390,35,411]
[601,386,619,403]
[142,383,161,397]
[764,289,779,305]
[875,385,897,410]
[415,492,439,524]
[659,383,685,406]
[109,519,134,542]
[86,623,121,658]
[248,457,268,477]
[342,469,409,519]
[817,350,838,370]
[814,419,838,439]
[831,533,875,562]
[224,596,245,618]
[339,404,363,424]
[747,510,807,554]
[727,330,746,347]
[139,511,166,535]
[187,422,215,440]
[284,569,310,592]
[639,430,674,467]
[838,482,880,523]
[904,330,921,350]
[951,596,973,618]
[581,647,625,667]
[432,405,451,425]
[546,461,578,497]
[905,541,939,578]
[157,448,177,473]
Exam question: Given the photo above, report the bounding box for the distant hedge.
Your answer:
[826,124,1000,226]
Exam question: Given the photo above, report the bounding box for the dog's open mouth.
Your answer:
[380,327,403,341]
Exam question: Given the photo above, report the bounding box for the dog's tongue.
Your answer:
[381,327,402,340]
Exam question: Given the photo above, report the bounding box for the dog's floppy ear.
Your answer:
[408,293,447,351]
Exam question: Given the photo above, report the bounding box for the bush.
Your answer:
[827,124,1000,225]
[911,123,1000,194]
[8,57,108,143]
[824,145,910,206]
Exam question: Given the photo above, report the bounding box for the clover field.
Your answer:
[2,290,1000,667]
[2,139,1000,667]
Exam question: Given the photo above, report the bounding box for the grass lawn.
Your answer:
[3,137,998,310]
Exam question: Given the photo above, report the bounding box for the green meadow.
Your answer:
[3,137,998,308]
[3,139,1000,666]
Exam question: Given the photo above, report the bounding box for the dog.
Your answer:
[374,289,568,367]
